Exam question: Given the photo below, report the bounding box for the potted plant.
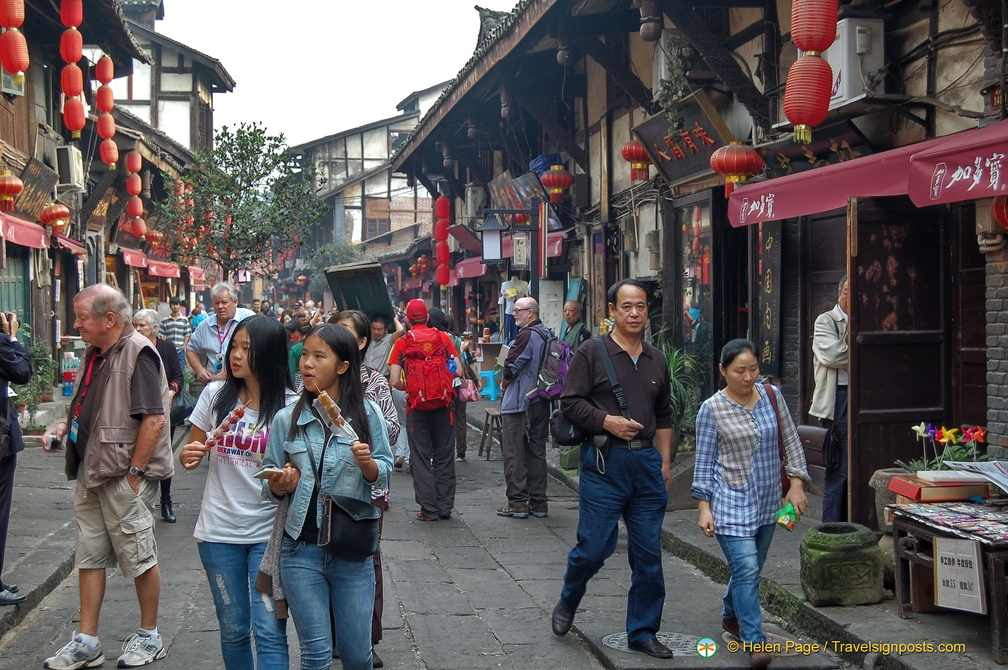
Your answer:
[11,336,58,433]
[658,337,702,509]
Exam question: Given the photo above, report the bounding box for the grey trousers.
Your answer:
[500,401,549,506]
[407,406,456,518]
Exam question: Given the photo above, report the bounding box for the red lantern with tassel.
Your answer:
[127,195,144,218]
[436,242,450,264]
[783,0,837,144]
[540,164,574,204]
[95,55,114,84]
[63,97,85,136]
[60,0,82,28]
[621,140,652,183]
[709,142,764,197]
[0,170,22,212]
[99,139,118,168]
[992,195,1008,230]
[96,85,114,112]
[436,264,451,287]
[126,173,142,197]
[408,264,419,277]
[39,201,70,230]
[60,28,82,64]
[126,151,142,174]
[0,28,28,81]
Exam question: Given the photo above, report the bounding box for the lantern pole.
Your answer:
[476,197,542,302]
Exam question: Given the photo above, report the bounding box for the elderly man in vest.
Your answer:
[42,284,174,670]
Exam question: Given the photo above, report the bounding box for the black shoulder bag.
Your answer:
[303,410,380,559]
[549,338,630,450]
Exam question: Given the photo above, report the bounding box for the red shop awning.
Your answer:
[147,260,181,278]
[188,265,206,290]
[53,234,87,258]
[502,232,565,258]
[454,256,488,280]
[120,247,147,268]
[1,214,48,249]
[448,224,483,255]
[728,119,1008,226]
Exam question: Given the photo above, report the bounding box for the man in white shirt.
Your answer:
[186,282,255,384]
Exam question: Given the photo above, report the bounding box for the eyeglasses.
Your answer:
[513,308,531,314]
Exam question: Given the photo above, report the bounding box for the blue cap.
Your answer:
[689,308,700,321]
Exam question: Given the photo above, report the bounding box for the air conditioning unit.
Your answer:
[464,183,486,222]
[818,17,885,110]
[56,145,85,193]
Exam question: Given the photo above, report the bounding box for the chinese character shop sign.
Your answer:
[756,221,782,377]
[633,91,734,187]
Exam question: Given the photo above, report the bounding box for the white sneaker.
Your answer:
[43,633,104,670]
[116,631,166,668]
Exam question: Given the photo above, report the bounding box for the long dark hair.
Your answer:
[427,306,459,335]
[213,315,293,427]
[288,324,371,445]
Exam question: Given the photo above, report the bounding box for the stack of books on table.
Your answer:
[888,473,992,503]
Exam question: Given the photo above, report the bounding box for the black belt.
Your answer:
[607,439,653,450]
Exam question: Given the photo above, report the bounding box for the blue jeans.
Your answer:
[280,537,374,670]
[821,386,848,523]
[716,523,775,644]
[197,541,288,670]
[560,445,668,645]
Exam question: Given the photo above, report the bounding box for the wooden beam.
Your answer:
[515,94,588,172]
[416,171,439,199]
[662,4,773,130]
[576,35,659,115]
[453,148,493,185]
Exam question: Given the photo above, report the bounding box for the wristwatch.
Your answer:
[127,465,146,477]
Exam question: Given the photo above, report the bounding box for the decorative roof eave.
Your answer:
[91,0,151,68]
[126,19,235,91]
[391,0,558,173]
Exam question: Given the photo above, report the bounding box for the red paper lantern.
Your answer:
[99,138,119,168]
[126,151,142,174]
[792,0,839,52]
[96,84,114,113]
[0,170,22,212]
[130,217,146,238]
[436,264,451,287]
[60,28,82,64]
[0,29,28,80]
[95,55,114,85]
[540,164,574,204]
[434,219,450,242]
[61,63,83,97]
[509,213,529,225]
[783,55,833,144]
[0,0,24,27]
[621,140,652,183]
[127,195,144,218]
[436,242,450,264]
[992,196,1008,229]
[709,142,764,196]
[435,195,451,220]
[39,201,70,227]
[97,112,115,140]
[63,97,85,136]
[416,254,430,273]
[784,0,837,144]
[60,0,82,28]
[126,173,142,196]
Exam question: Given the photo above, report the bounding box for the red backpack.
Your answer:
[401,327,456,410]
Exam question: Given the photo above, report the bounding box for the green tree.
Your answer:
[306,241,365,295]
[155,122,328,280]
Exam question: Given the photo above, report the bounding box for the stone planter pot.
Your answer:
[868,467,905,534]
[799,522,884,606]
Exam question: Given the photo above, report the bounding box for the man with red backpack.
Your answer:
[388,299,462,521]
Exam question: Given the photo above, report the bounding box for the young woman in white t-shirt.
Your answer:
[179,315,297,670]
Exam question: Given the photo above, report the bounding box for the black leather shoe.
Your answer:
[551,601,574,637]
[161,500,176,523]
[1,581,18,594]
[629,638,674,659]
[371,647,383,667]
[0,588,25,605]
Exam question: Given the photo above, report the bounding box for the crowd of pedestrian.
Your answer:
[8,277,809,670]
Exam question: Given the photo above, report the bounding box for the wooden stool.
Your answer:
[478,407,503,460]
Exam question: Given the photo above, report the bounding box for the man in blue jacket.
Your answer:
[0,311,31,605]
[497,297,550,519]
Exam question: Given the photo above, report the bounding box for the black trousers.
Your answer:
[0,452,16,581]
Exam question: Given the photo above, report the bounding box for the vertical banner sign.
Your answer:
[935,537,986,614]
[757,221,782,377]
[539,201,548,279]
